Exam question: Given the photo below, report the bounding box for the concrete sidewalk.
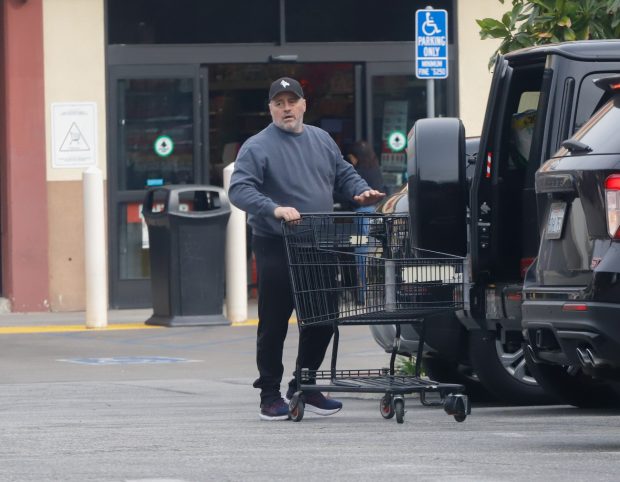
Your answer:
[0,300,260,330]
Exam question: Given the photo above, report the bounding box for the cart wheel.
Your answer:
[394,398,405,424]
[454,412,467,422]
[289,393,305,422]
[443,394,459,415]
[380,395,395,419]
[444,393,469,422]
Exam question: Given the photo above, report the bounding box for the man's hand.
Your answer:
[274,206,301,222]
[353,189,386,206]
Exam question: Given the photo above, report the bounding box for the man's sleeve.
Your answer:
[228,143,279,217]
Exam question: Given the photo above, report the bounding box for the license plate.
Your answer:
[545,202,567,239]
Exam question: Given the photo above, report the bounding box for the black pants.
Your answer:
[252,235,334,405]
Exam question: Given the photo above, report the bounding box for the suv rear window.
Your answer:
[555,96,620,156]
[574,73,618,130]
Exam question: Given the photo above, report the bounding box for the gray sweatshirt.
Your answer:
[229,123,370,237]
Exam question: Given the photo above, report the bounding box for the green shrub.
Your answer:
[478,0,620,68]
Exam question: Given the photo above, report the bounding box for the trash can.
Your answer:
[142,185,231,327]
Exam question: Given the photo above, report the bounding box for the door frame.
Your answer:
[107,64,206,308]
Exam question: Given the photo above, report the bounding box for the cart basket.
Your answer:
[283,213,465,327]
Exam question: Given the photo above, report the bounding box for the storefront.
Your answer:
[5,0,512,313]
[106,0,458,308]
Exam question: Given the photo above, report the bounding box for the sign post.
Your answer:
[415,7,448,118]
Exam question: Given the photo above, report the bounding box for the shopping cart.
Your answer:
[282,213,470,423]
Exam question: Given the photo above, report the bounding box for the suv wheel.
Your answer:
[524,348,620,408]
[469,330,557,405]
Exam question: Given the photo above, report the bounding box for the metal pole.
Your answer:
[427,78,435,118]
[385,260,396,312]
[223,163,248,323]
[83,166,108,328]
[354,64,363,140]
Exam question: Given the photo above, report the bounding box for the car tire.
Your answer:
[422,355,496,403]
[524,348,620,408]
[468,330,558,405]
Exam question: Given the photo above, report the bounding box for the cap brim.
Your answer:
[270,91,303,101]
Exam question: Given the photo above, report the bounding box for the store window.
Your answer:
[371,74,449,193]
[285,0,454,42]
[119,201,150,280]
[117,78,195,190]
[108,0,279,44]
[208,63,355,186]
[108,0,454,45]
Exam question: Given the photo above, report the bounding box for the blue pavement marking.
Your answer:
[57,356,202,365]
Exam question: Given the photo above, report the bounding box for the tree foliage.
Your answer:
[477,0,620,68]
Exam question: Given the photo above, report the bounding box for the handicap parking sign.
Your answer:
[415,8,448,79]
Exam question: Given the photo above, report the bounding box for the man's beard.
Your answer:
[275,117,302,133]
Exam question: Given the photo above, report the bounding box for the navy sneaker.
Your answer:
[259,398,290,421]
[286,390,342,416]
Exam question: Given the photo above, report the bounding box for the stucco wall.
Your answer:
[457,0,507,137]
[43,0,106,311]
[1,0,49,311]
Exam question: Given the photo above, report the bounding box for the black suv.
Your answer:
[522,75,620,407]
[371,40,620,405]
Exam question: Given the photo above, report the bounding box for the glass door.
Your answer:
[108,65,205,308]
[107,62,363,308]
[206,63,361,187]
[366,62,452,194]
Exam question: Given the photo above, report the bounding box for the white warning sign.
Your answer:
[52,102,97,168]
[60,122,90,152]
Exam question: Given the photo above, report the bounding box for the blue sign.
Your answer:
[415,9,448,79]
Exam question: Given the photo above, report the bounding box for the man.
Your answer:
[229,77,385,421]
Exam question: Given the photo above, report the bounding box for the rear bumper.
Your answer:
[522,298,620,369]
[369,312,466,361]
[369,323,420,356]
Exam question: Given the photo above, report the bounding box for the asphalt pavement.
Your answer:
[2,305,620,481]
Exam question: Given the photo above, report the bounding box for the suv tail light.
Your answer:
[520,257,535,279]
[605,174,620,239]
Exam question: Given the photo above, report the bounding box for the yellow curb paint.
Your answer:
[0,319,296,334]
[0,323,162,335]
[231,319,258,327]
[231,318,296,327]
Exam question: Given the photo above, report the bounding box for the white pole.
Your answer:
[223,163,248,323]
[83,166,108,328]
[427,79,435,118]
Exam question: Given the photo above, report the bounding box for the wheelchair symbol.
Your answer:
[422,12,441,36]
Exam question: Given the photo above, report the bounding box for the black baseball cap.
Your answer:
[268,77,304,101]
